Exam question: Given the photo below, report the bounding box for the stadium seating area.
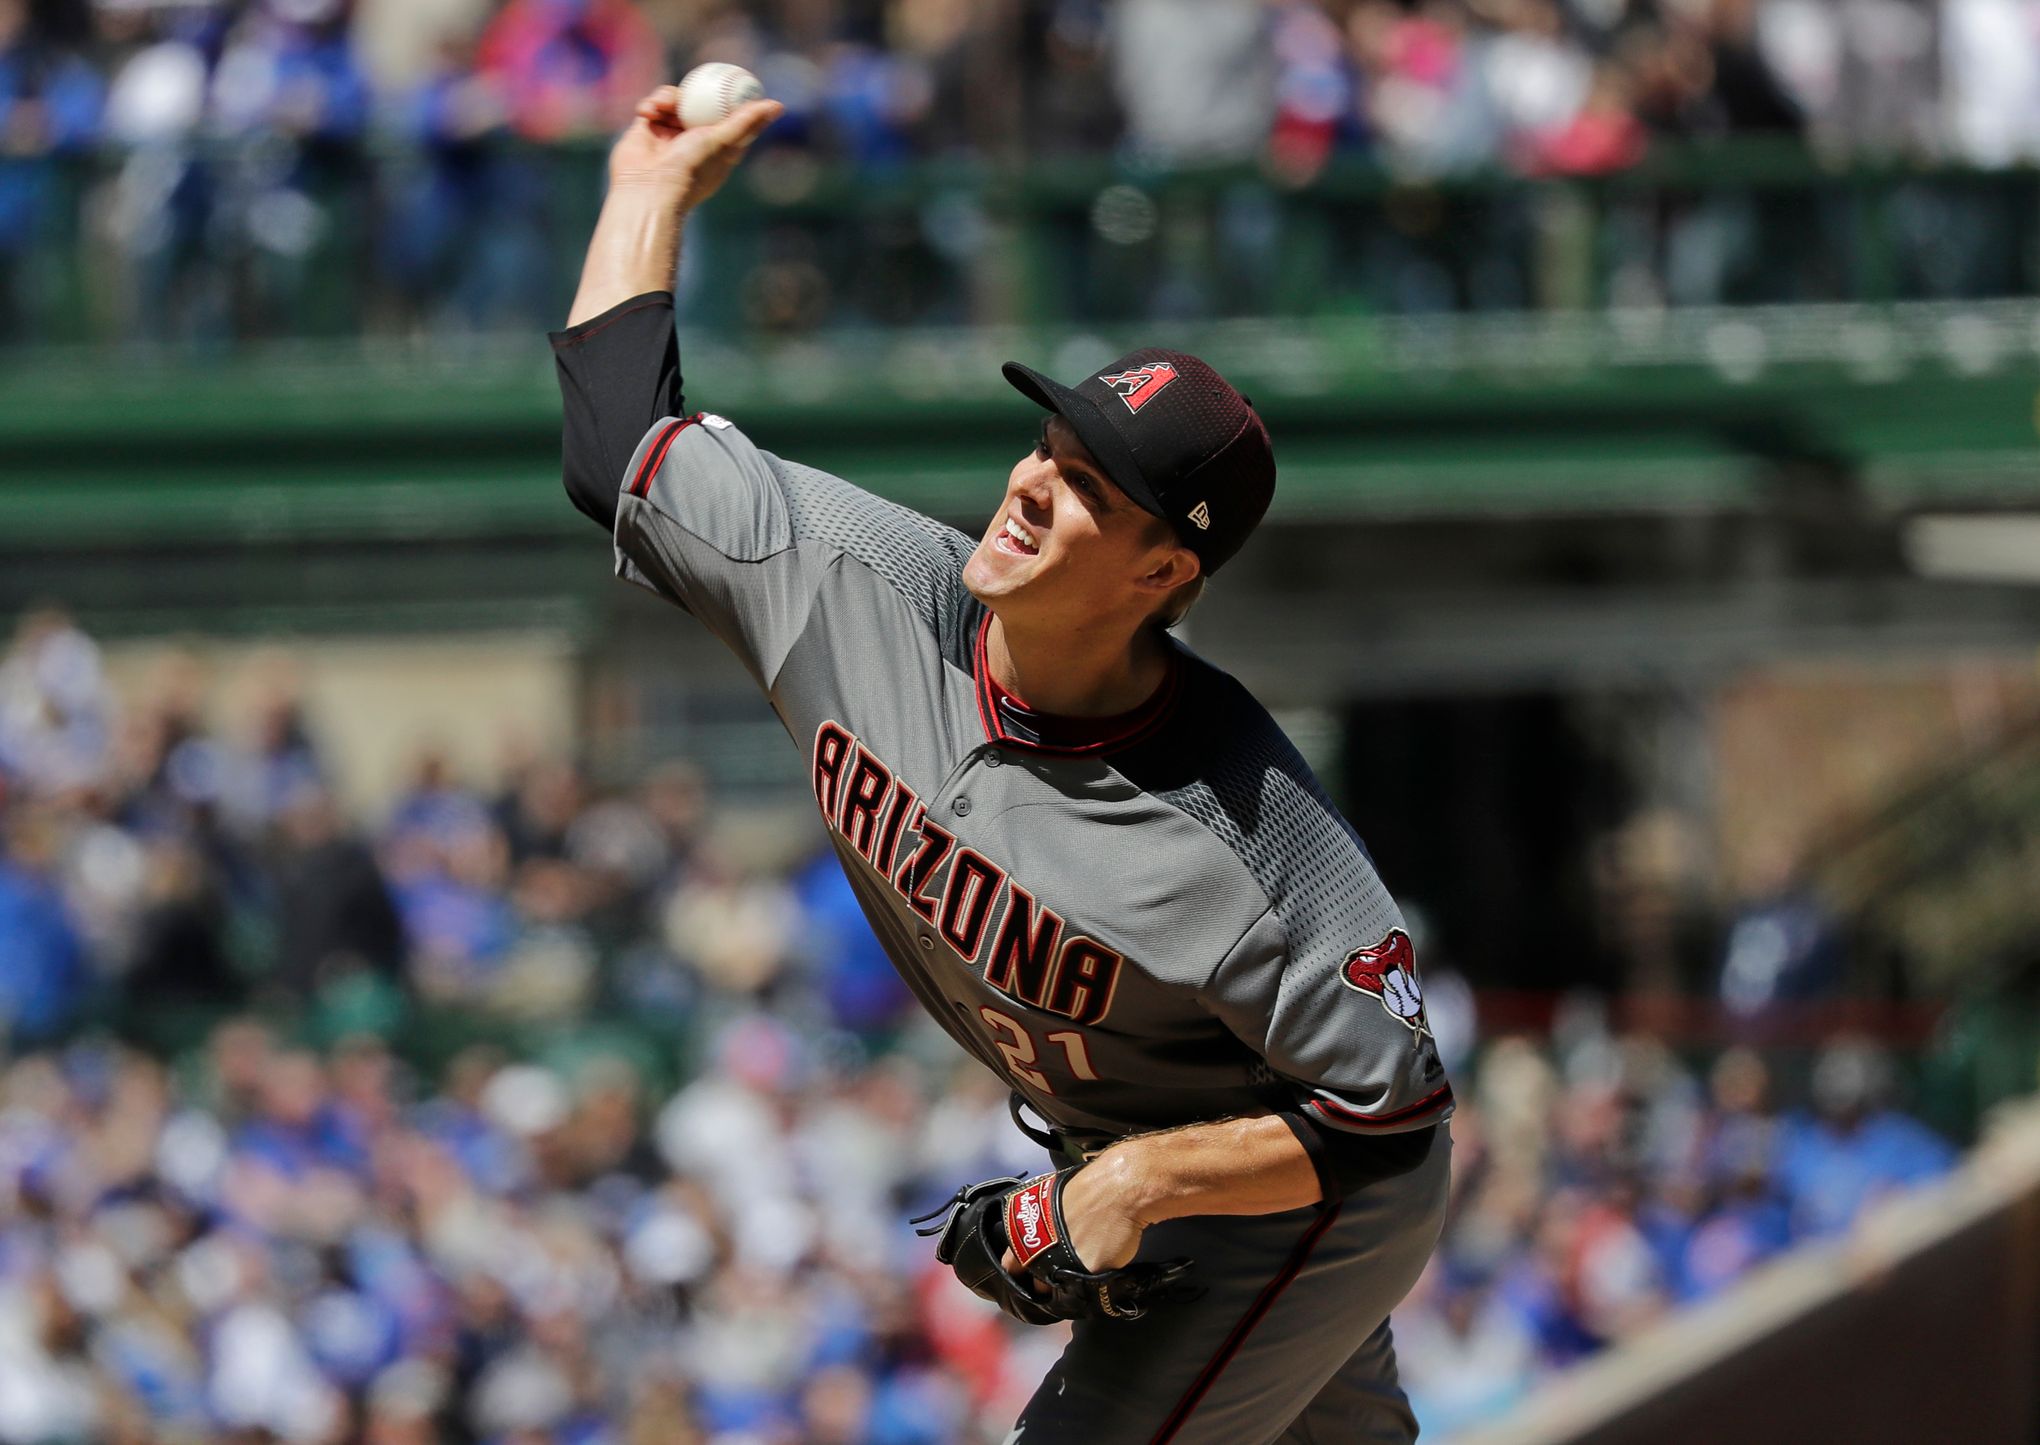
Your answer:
[8,0,2023,173]
[0,0,1839,175]
[0,607,1964,1443]
[4,0,2039,341]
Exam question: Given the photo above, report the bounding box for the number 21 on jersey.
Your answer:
[979,1006,1098,1092]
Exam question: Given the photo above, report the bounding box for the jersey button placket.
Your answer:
[952,798,971,817]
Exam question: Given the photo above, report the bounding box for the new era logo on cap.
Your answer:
[1097,362,1178,413]
[1187,502,1211,530]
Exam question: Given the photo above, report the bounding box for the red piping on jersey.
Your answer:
[972,615,1181,757]
[1309,1082,1455,1130]
[628,416,698,499]
[1147,1201,1344,1445]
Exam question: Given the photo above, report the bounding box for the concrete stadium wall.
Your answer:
[101,634,578,818]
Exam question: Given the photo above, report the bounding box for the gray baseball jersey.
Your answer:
[609,411,1454,1148]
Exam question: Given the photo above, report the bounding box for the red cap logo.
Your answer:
[1339,928,1430,1039]
[1098,362,1179,413]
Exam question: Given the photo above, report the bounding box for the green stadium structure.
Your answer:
[6,299,2040,639]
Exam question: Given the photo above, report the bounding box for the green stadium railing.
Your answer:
[4,138,2040,349]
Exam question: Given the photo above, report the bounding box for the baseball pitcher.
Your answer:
[552,87,1454,1444]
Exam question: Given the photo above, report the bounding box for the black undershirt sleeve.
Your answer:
[1278,1112,1437,1201]
[549,291,684,533]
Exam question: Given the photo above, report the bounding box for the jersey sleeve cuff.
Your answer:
[1276,1109,1336,1203]
[1302,1081,1454,1134]
[1286,1108,1441,1196]
[548,291,674,351]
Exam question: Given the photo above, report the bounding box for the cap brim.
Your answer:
[1001,362,1168,521]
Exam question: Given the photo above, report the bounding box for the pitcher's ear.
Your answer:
[1140,545,1200,593]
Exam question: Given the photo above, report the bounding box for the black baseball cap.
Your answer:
[1001,347,1276,575]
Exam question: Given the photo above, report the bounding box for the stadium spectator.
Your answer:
[121,831,240,1012]
[228,654,327,833]
[814,24,936,169]
[392,813,519,998]
[1774,1036,1957,1238]
[209,0,375,332]
[379,29,526,329]
[0,0,101,333]
[1111,0,1277,164]
[1691,0,1805,138]
[1788,0,1940,159]
[0,605,111,797]
[1267,0,1354,179]
[210,0,372,144]
[273,782,406,995]
[95,0,222,341]
[1518,58,1647,174]
[1396,1265,1541,1436]
[474,0,659,143]
[1944,0,2040,165]
[1717,845,1845,1020]
[1347,0,1499,175]
[791,845,915,1036]
[1019,0,1122,158]
[0,803,88,1040]
[1484,0,1594,152]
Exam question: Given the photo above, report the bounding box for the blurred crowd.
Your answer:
[0,0,2034,336]
[0,605,1967,1442]
[1397,1020,1953,1436]
[0,604,923,1042]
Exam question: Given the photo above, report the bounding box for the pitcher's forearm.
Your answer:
[568,180,688,327]
[1096,1114,1324,1225]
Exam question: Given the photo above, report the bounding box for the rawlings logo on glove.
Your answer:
[912,1167,1199,1325]
[1006,1176,1059,1266]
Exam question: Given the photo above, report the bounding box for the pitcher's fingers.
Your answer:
[635,85,682,120]
[712,98,785,147]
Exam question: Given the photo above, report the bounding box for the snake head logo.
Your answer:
[1097,362,1179,413]
[1339,928,1430,1039]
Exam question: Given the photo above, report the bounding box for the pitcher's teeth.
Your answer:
[1004,517,1037,552]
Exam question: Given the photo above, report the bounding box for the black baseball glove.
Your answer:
[911,1167,1197,1325]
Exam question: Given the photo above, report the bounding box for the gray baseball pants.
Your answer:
[1003,1122,1452,1444]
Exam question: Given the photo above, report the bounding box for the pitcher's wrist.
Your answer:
[605,169,693,210]
[1091,1141,1173,1228]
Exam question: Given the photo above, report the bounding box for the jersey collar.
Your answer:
[972,614,1183,758]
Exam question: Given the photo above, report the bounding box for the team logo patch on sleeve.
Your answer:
[1339,928,1431,1039]
[1097,362,1179,413]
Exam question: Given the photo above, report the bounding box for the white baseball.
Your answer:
[675,63,764,129]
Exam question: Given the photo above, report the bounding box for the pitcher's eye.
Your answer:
[1033,426,1051,461]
